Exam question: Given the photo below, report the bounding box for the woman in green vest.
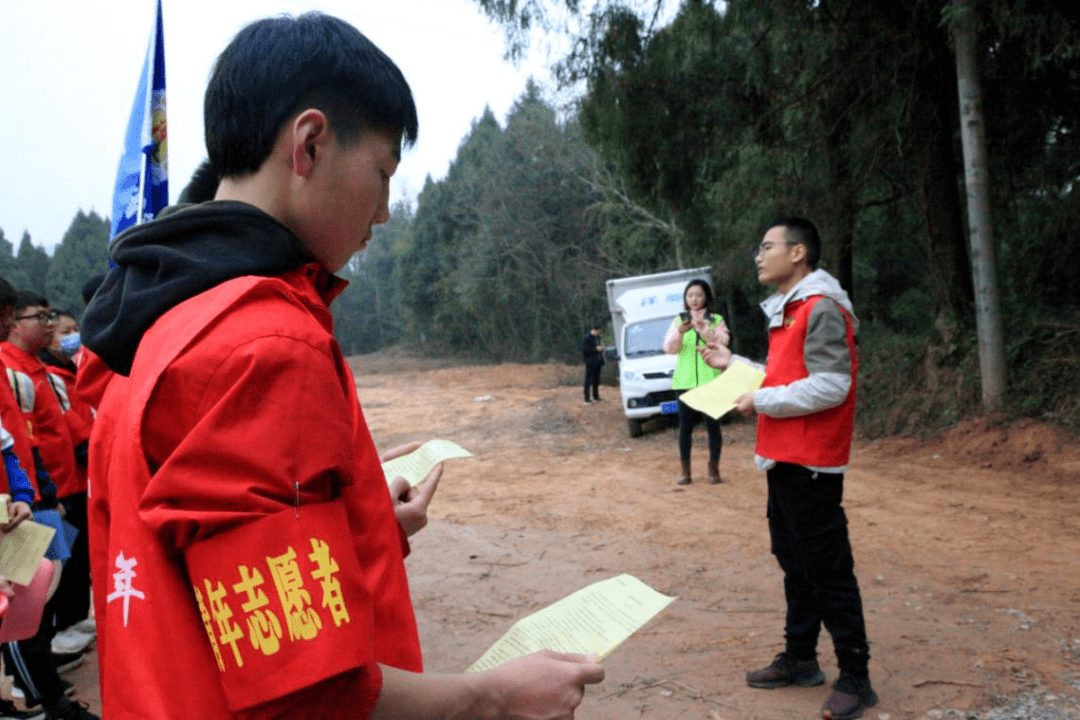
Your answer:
[663,279,729,485]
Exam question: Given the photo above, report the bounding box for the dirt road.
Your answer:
[59,352,1080,719]
[358,353,1080,720]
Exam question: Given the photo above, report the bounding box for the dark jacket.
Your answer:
[582,333,604,367]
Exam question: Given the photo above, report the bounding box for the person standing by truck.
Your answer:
[582,322,606,403]
[663,279,729,485]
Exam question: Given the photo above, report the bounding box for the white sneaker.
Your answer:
[51,628,94,655]
[70,618,96,635]
[10,680,74,700]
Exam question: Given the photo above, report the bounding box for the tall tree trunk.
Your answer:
[953,0,1005,411]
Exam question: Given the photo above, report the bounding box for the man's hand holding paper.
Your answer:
[680,359,767,420]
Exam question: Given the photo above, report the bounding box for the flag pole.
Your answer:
[110,0,168,242]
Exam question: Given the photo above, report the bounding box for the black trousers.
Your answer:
[52,492,91,630]
[766,462,870,679]
[583,363,602,400]
[2,593,66,706]
[677,399,721,462]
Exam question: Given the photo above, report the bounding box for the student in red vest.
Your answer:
[0,282,92,719]
[702,217,875,720]
[80,13,602,720]
[38,309,96,653]
[1,293,78,505]
[0,278,38,535]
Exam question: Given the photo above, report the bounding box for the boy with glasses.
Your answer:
[0,286,95,719]
[1,293,78,506]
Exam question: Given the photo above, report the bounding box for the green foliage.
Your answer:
[16,232,50,295]
[331,202,415,356]
[856,321,982,438]
[1003,307,1080,430]
[44,210,110,316]
[386,86,617,362]
[0,230,26,291]
[468,0,1080,432]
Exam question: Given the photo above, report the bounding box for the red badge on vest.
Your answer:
[185,501,376,711]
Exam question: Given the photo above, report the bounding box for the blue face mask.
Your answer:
[59,332,81,357]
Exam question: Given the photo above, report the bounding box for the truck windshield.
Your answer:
[623,317,672,358]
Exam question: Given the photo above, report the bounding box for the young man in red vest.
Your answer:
[0,283,91,719]
[81,12,602,720]
[706,217,875,719]
[1,293,79,506]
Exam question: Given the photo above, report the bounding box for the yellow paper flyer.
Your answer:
[382,439,473,488]
[466,574,675,672]
[679,359,766,420]
[0,520,56,586]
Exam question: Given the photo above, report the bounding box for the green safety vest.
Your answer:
[671,314,725,390]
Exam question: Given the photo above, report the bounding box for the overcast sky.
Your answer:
[0,0,553,252]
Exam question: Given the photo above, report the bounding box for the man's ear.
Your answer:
[788,241,808,266]
[289,109,330,178]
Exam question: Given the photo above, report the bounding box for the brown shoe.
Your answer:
[746,653,825,689]
[677,459,691,485]
[821,676,877,719]
[707,460,722,484]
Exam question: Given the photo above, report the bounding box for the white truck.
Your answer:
[606,266,712,437]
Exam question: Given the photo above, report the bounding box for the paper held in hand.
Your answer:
[679,359,766,420]
[0,520,56,586]
[381,439,473,488]
[466,574,676,672]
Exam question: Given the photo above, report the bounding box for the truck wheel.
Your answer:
[628,419,643,438]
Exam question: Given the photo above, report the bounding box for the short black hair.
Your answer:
[0,277,16,308]
[53,309,76,322]
[15,291,48,312]
[683,279,716,313]
[205,13,419,178]
[769,216,821,269]
[178,159,220,203]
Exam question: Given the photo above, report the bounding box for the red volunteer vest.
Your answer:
[0,343,77,497]
[0,362,38,495]
[756,296,857,468]
[89,270,421,719]
[45,364,92,494]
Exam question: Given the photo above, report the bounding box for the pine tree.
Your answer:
[44,210,110,315]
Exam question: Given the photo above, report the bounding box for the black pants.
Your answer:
[52,492,91,630]
[677,399,721,462]
[766,463,870,679]
[583,363,602,400]
[3,593,66,706]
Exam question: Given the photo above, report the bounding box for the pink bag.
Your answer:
[0,559,54,641]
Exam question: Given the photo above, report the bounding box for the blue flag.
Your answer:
[110,0,168,239]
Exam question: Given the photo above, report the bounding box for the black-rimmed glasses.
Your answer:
[14,311,58,324]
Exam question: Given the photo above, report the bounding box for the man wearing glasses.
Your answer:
[701,218,875,720]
